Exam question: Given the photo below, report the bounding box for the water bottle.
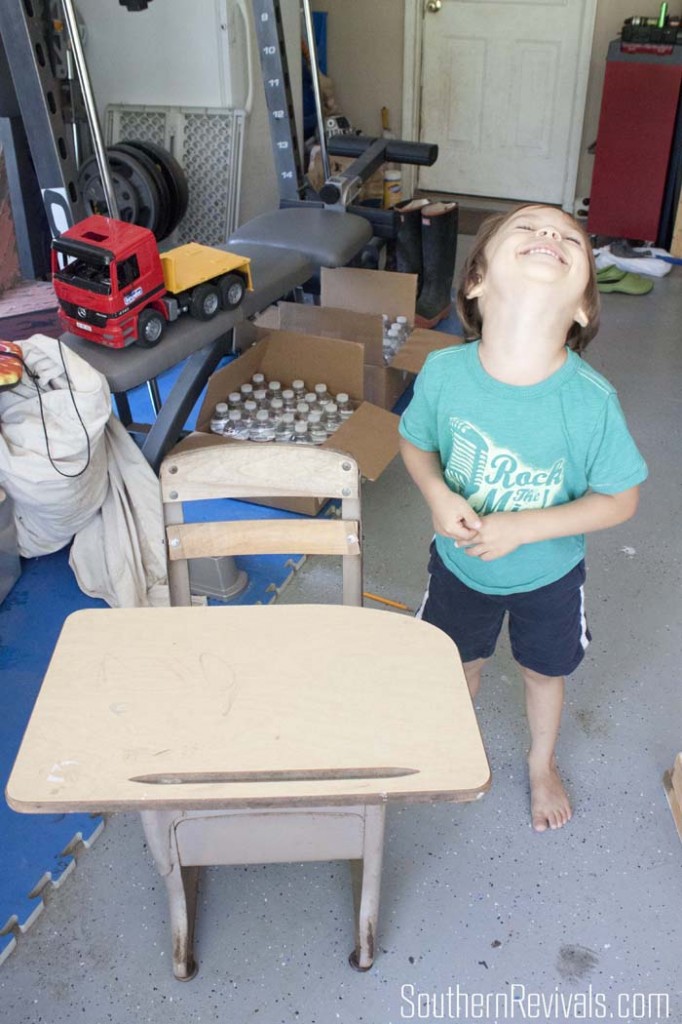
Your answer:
[210,401,229,434]
[268,380,282,401]
[308,411,328,445]
[323,402,342,434]
[304,392,321,413]
[292,420,313,445]
[396,315,410,345]
[270,397,284,424]
[249,409,276,442]
[274,411,296,442]
[251,372,266,389]
[225,410,250,440]
[253,388,269,409]
[240,382,254,400]
[295,401,310,422]
[242,400,257,429]
[227,391,242,412]
[281,388,296,412]
[292,379,306,402]
[336,393,354,421]
[314,382,331,407]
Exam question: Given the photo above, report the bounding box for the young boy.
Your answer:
[399,205,648,832]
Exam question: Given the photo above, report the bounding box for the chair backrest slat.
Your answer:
[160,444,360,503]
[167,519,360,559]
[160,443,362,607]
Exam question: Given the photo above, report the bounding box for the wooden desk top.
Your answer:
[7,606,490,812]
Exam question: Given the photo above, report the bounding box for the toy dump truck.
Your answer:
[51,214,253,349]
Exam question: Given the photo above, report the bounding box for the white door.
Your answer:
[417,0,596,204]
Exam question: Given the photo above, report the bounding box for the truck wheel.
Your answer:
[136,308,165,348]
[218,273,245,311]
[190,283,221,321]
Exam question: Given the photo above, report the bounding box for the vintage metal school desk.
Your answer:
[7,605,490,979]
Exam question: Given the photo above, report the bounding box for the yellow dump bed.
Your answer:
[160,243,253,294]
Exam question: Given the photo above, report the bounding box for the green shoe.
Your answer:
[596,265,627,283]
[598,272,653,295]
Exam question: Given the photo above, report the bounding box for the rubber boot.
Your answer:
[393,198,430,284]
[415,202,459,329]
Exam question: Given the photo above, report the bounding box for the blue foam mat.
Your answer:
[0,552,106,953]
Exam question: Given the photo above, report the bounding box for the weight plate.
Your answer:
[112,142,172,241]
[125,139,189,235]
[120,140,176,240]
[78,154,140,224]
[108,145,163,237]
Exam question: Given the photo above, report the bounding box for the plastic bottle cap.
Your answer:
[254,390,267,401]
[228,410,242,420]
[228,392,241,402]
[294,421,307,433]
[252,373,265,383]
[305,393,317,404]
[396,316,408,325]
[241,383,253,392]
[215,403,228,414]
[282,389,294,399]
[292,379,304,390]
[244,400,257,411]
[282,412,295,423]
[314,383,328,394]
[271,398,283,409]
[326,403,338,413]
[296,402,309,413]
[256,410,269,421]
[270,381,281,389]
[336,393,349,403]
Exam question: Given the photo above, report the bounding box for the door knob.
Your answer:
[426,0,442,11]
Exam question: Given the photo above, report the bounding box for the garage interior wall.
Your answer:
[312,0,669,206]
[67,0,303,227]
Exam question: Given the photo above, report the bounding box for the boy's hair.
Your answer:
[455,204,600,353]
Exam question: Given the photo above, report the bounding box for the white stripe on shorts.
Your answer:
[415,574,431,620]
[579,584,589,650]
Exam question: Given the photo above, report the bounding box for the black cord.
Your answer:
[17,341,92,479]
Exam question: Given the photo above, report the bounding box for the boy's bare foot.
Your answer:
[528,758,572,832]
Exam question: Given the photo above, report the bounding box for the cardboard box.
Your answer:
[278,267,463,409]
[191,329,400,515]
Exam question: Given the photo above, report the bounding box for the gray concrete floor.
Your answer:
[1,250,681,1024]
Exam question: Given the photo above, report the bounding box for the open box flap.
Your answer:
[278,302,385,367]
[390,328,463,374]
[256,330,365,400]
[321,267,418,321]
[323,402,399,481]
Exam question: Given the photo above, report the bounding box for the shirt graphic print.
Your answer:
[446,418,565,515]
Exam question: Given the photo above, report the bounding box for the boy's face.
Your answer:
[467,206,591,326]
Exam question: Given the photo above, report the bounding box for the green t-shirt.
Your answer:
[399,341,648,595]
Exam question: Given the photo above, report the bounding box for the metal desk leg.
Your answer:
[140,810,200,981]
[349,803,386,971]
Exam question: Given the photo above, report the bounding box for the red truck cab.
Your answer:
[51,217,167,349]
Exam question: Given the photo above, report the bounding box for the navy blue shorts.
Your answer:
[418,544,591,677]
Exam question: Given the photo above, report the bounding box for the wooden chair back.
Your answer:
[159,443,362,607]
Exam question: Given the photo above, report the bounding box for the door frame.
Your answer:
[401,0,598,210]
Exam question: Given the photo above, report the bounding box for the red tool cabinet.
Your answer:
[588,40,682,242]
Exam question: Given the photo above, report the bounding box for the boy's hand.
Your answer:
[430,492,482,543]
[459,512,526,560]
